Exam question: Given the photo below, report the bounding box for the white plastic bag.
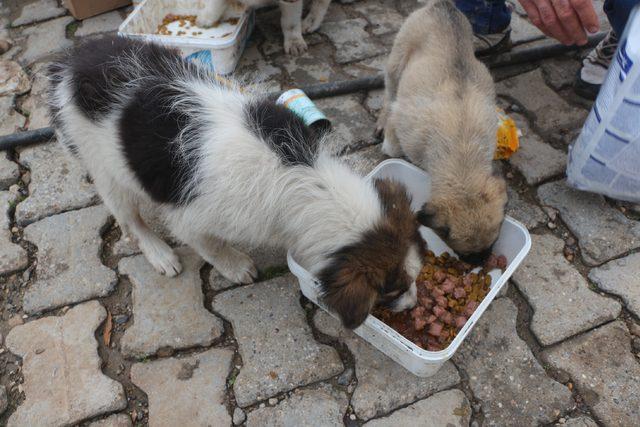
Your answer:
[567,5,640,202]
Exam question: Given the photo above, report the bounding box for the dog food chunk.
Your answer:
[373,250,505,351]
[453,287,466,299]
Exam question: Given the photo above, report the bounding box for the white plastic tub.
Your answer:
[118,0,254,75]
[287,159,532,377]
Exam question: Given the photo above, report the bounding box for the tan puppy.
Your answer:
[377,0,507,259]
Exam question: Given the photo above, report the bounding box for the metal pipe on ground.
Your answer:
[0,32,605,151]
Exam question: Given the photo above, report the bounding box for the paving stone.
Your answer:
[496,69,587,135]
[22,205,116,313]
[562,416,598,427]
[0,191,28,275]
[275,43,346,86]
[512,234,621,345]
[0,96,26,136]
[18,16,74,64]
[341,144,386,176]
[397,0,423,16]
[538,180,640,265]
[11,0,67,27]
[319,19,381,64]
[131,348,233,426]
[343,56,386,78]
[508,113,567,184]
[589,252,640,318]
[315,94,376,155]
[511,14,545,45]
[212,275,343,407]
[0,155,20,190]
[245,383,348,427]
[506,186,546,229]
[16,142,99,226]
[119,248,223,358]
[363,389,471,426]
[453,298,574,426]
[541,56,583,90]
[314,311,460,421]
[236,44,282,92]
[321,2,348,22]
[75,11,123,37]
[0,60,30,96]
[233,407,246,425]
[21,61,51,130]
[593,0,612,32]
[352,0,404,36]
[507,0,528,16]
[88,414,132,427]
[544,321,640,426]
[209,245,287,291]
[5,301,127,426]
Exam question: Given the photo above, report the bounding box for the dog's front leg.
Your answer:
[196,0,228,27]
[302,0,331,34]
[279,0,307,55]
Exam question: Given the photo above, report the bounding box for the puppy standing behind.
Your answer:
[185,0,332,54]
[48,37,425,329]
[377,0,507,259]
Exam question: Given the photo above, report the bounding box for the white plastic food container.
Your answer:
[118,0,254,75]
[288,159,532,377]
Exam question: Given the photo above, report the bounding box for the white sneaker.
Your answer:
[575,31,619,99]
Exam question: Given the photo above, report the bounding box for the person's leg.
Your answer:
[604,0,640,37]
[455,0,511,34]
[455,0,512,54]
[575,0,639,99]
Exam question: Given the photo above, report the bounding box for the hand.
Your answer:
[518,0,600,45]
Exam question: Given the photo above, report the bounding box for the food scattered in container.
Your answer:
[156,14,240,39]
[374,250,507,351]
[119,0,254,75]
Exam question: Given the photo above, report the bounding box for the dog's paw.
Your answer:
[302,14,322,34]
[214,252,258,284]
[196,16,216,28]
[284,36,308,55]
[381,137,403,157]
[144,245,183,277]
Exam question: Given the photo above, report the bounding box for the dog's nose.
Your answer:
[460,248,492,265]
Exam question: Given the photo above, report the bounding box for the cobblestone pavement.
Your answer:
[1,0,639,426]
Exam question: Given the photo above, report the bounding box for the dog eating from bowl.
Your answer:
[47,36,426,329]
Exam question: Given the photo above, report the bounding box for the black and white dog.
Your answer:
[48,37,425,328]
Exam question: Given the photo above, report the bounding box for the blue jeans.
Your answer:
[455,0,639,36]
[604,0,639,36]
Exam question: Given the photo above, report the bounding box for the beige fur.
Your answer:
[377,0,507,256]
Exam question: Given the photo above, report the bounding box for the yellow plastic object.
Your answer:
[495,109,520,160]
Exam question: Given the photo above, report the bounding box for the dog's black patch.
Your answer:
[246,99,318,167]
[119,80,200,205]
[66,36,182,121]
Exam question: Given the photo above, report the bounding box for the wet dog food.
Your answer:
[374,251,507,351]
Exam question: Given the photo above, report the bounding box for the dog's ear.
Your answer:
[416,203,435,227]
[417,204,450,239]
[319,260,381,329]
